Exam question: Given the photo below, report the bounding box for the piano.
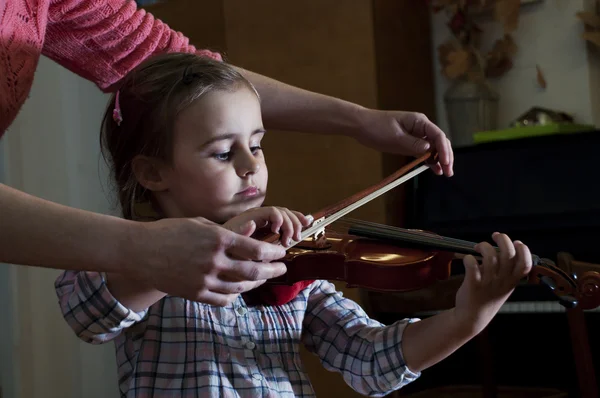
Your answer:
[362,130,600,397]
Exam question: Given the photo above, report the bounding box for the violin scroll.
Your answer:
[529,256,578,309]
[574,271,600,310]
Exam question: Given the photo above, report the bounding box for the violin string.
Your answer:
[348,219,483,249]
[343,218,478,247]
[356,224,480,252]
[335,218,481,252]
[323,219,556,285]
[336,218,544,265]
[350,225,479,254]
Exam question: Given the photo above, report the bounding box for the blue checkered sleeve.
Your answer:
[55,271,147,344]
[302,280,421,396]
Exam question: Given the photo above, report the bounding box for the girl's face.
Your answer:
[153,85,268,223]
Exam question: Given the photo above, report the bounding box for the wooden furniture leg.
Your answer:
[557,252,598,398]
[477,326,498,398]
[566,307,598,398]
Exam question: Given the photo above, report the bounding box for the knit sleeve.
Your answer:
[44,0,222,92]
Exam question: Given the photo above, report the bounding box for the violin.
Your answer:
[259,152,594,310]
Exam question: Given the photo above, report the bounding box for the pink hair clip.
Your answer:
[113,90,123,126]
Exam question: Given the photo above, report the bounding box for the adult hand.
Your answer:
[354,109,454,177]
[121,217,288,306]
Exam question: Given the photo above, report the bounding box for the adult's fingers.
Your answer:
[206,275,267,295]
[223,257,288,282]
[224,229,287,261]
[192,290,240,307]
[421,118,453,173]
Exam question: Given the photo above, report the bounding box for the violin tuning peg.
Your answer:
[538,276,578,308]
[539,275,557,291]
[558,295,578,309]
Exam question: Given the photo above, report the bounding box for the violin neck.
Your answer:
[346,220,542,265]
[347,221,481,256]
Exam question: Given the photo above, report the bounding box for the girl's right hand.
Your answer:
[223,206,313,247]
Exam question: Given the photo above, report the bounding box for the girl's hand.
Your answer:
[223,206,313,247]
[454,232,533,334]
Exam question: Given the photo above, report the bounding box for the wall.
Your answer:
[430,0,597,139]
[1,56,119,398]
[0,139,18,398]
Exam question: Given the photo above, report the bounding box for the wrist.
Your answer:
[449,307,483,338]
[115,220,149,280]
[337,102,369,140]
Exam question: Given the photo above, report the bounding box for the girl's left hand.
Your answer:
[454,232,533,333]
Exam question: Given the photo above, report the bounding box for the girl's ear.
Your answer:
[132,155,170,192]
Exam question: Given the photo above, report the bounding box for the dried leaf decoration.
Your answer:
[431,0,522,82]
[438,41,458,65]
[582,31,600,47]
[576,11,600,29]
[576,7,600,49]
[536,65,547,89]
[445,49,472,79]
[485,34,517,78]
[495,0,521,34]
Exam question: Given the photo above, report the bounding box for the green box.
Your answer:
[472,123,596,144]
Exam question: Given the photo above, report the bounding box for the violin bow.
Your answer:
[262,152,435,247]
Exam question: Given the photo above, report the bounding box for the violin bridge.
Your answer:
[310,217,326,241]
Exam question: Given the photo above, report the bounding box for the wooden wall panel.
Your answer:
[373,0,436,228]
[145,0,227,53]
[222,0,386,226]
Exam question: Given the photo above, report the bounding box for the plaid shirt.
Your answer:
[55,271,420,397]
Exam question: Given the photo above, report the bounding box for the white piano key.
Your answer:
[414,301,600,316]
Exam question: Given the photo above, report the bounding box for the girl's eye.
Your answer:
[250,146,262,154]
[213,151,231,161]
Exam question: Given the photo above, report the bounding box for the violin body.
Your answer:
[258,152,588,309]
[267,229,455,292]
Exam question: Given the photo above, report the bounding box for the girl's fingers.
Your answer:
[267,208,284,235]
[492,232,516,277]
[475,241,498,285]
[463,254,482,285]
[277,210,294,246]
[513,240,533,278]
[284,209,305,241]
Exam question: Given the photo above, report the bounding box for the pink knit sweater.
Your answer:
[0,0,222,137]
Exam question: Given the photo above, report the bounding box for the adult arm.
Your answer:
[0,183,130,273]
[237,67,453,176]
[0,183,287,305]
[44,0,222,91]
[43,0,453,176]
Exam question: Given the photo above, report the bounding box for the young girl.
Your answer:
[55,53,532,397]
